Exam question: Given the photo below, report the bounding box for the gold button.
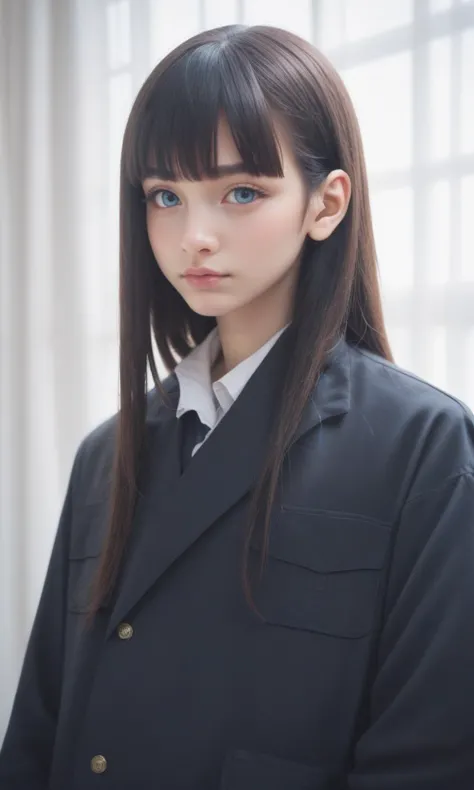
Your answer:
[91,754,107,774]
[117,622,133,640]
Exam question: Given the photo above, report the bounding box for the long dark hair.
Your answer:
[88,24,392,618]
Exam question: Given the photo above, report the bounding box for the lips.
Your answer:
[183,268,229,289]
[183,267,225,278]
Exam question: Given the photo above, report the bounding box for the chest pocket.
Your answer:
[250,508,392,639]
[67,503,107,613]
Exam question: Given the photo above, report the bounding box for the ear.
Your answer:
[307,170,352,241]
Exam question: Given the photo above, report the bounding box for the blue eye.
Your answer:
[228,187,261,204]
[152,189,180,208]
[144,185,264,208]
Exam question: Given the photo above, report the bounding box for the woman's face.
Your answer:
[142,118,317,324]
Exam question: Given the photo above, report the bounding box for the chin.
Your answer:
[189,305,232,318]
[184,296,238,318]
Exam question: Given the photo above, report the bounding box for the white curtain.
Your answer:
[1,0,473,740]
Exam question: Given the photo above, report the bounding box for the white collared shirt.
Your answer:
[175,326,287,456]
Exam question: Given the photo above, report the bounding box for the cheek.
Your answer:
[146,215,178,265]
[235,202,304,256]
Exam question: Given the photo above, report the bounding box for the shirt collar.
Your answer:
[175,325,289,430]
[175,328,220,429]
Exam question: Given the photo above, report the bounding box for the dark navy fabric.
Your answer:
[1,334,474,789]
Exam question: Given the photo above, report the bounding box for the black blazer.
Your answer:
[1,335,474,789]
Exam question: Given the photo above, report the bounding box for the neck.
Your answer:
[214,280,294,376]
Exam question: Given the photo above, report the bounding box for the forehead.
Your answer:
[214,118,242,164]
[216,117,291,170]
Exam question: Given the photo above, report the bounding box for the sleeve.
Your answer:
[0,449,81,789]
[347,470,474,790]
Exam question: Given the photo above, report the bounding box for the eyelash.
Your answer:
[142,185,267,208]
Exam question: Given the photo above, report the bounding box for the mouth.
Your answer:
[182,268,230,290]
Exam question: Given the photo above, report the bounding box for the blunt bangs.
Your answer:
[123,40,285,185]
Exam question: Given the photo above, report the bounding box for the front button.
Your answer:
[117,622,134,640]
[91,754,107,774]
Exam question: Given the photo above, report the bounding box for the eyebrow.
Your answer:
[142,163,253,182]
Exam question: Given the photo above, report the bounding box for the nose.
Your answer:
[180,209,220,255]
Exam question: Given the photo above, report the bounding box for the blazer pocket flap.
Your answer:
[69,503,108,559]
[255,509,391,573]
[68,505,107,613]
[249,510,391,638]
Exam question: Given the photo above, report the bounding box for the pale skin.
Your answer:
[143,118,351,380]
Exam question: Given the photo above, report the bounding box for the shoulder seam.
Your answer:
[404,467,474,507]
[354,347,471,416]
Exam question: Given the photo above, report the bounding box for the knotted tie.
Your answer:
[180,410,210,472]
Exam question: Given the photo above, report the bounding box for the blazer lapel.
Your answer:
[106,333,351,639]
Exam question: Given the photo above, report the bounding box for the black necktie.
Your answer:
[180,410,210,472]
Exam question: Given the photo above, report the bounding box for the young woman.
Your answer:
[1,24,473,790]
